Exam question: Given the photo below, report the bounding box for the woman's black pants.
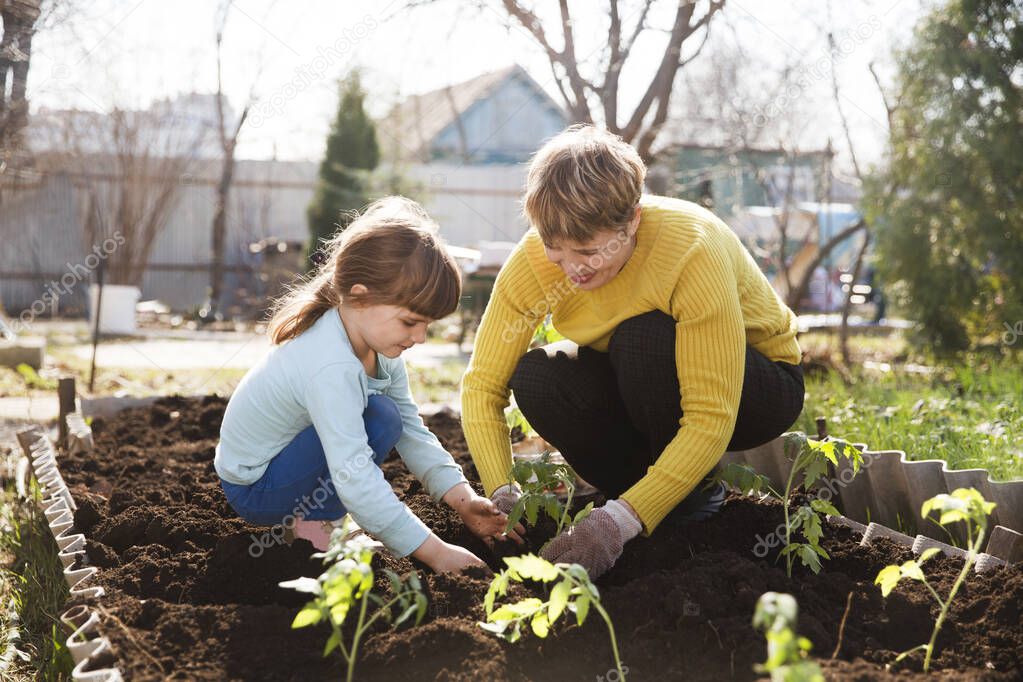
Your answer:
[508,311,804,523]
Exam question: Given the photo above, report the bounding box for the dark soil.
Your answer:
[59,396,1022,681]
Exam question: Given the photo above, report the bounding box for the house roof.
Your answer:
[376,65,563,161]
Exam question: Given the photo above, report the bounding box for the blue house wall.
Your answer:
[431,74,568,163]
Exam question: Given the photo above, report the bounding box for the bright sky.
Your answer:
[26,0,930,172]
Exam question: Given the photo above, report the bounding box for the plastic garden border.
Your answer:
[16,424,122,682]
[720,437,1022,566]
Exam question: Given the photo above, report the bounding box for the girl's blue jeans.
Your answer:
[219,394,402,526]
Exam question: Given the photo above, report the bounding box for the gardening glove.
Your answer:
[490,483,521,515]
[540,499,643,579]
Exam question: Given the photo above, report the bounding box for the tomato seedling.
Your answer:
[874,487,996,672]
[480,553,625,681]
[504,452,593,543]
[280,518,428,682]
[752,592,824,682]
[712,433,863,577]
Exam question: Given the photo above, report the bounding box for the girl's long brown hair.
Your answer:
[267,196,461,345]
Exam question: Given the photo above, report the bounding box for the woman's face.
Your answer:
[542,208,641,291]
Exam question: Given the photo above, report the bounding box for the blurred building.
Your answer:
[0,68,570,315]
[375,65,569,247]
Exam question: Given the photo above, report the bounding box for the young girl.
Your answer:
[215,197,522,573]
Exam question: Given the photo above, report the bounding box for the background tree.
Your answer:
[0,0,41,168]
[667,38,867,317]
[41,103,204,286]
[868,0,1022,352]
[206,0,259,319]
[403,0,725,163]
[306,71,379,266]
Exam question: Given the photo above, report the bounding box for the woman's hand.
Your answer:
[443,482,526,546]
[412,533,486,573]
[540,499,643,579]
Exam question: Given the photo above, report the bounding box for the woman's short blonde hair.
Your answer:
[523,125,646,244]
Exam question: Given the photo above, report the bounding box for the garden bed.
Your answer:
[58,396,1022,680]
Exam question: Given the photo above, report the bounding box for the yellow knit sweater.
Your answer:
[461,196,801,532]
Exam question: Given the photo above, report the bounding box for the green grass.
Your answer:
[798,330,910,364]
[405,360,467,407]
[797,355,1023,481]
[0,475,74,680]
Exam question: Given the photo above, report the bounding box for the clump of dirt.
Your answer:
[58,396,1022,681]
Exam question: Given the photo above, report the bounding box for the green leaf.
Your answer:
[939,509,968,525]
[525,498,540,526]
[291,606,323,629]
[802,456,830,489]
[530,611,550,637]
[875,564,903,598]
[809,499,841,517]
[504,554,559,582]
[808,439,839,465]
[395,603,420,627]
[490,598,544,622]
[483,584,499,616]
[918,547,941,565]
[801,509,823,547]
[329,602,351,626]
[414,593,428,625]
[797,544,823,573]
[548,580,570,623]
[573,502,594,525]
[713,462,771,496]
[506,500,526,532]
[899,560,925,582]
[574,594,590,625]
[544,494,562,523]
[323,630,341,656]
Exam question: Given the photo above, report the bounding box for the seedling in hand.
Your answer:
[505,452,593,543]
[280,518,427,682]
[480,554,625,681]
[874,487,995,672]
[752,592,824,682]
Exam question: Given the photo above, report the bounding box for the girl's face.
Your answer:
[340,284,433,360]
[349,302,432,359]
[541,208,641,291]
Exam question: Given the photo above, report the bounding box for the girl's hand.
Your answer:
[460,496,527,547]
[443,482,526,546]
[412,533,486,573]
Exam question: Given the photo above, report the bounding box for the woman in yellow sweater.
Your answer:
[461,125,804,578]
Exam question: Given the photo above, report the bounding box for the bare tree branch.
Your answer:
[827,31,863,182]
[208,0,259,315]
[499,0,597,122]
[785,218,867,311]
[601,0,653,131]
[492,0,723,156]
[868,61,896,132]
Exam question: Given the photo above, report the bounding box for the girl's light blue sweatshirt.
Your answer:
[214,308,467,557]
